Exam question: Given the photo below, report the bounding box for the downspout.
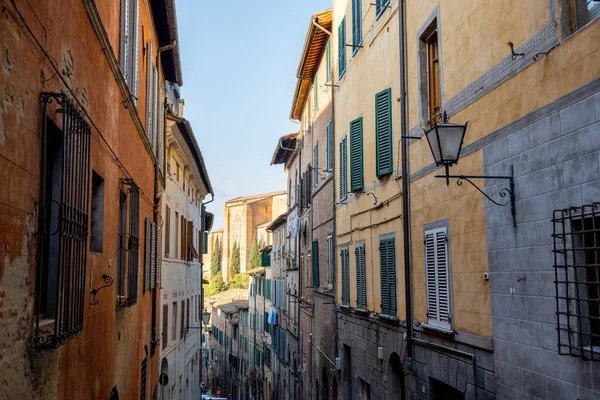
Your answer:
[399,0,413,371]
[151,164,159,356]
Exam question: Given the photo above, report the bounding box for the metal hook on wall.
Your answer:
[90,274,114,305]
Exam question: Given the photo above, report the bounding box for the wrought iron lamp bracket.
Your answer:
[435,165,516,227]
[90,274,114,305]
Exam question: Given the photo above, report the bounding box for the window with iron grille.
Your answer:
[552,203,600,361]
[140,351,148,400]
[90,171,105,253]
[162,304,168,349]
[117,178,140,307]
[35,93,91,349]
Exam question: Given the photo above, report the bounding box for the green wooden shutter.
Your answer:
[341,247,350,305]
[376,0,390,19]
[350,117,364,192]
[313,144,319,186]
[312,240,320,287]
[202,231,208,254]
[355,243,366,309]
[352,0,362,55]
[380,237,396,316]
[326,39,332,82]
[340,135,348,200]
[375,88,393,176]
[338,17,346,78]
[326,120,333,172]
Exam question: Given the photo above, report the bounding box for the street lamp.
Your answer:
[423,111,517,227]
[202,310,211,326]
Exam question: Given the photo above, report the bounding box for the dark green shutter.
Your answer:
[380,237,397,316]
[376,88,393,176]
[376,0,390,18]
[313,144,319,186]
[312,240,320,287]
[326,120,333,172]
[341,247,350,305]
[350,117,364,192]
[355,243,366,309]
[338,18,346,78]
[352,0,362,55]
[326,39,332,82]
[202,231,208,254]
[340,136,348,200]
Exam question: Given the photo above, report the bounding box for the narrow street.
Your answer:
[0,0,599,399]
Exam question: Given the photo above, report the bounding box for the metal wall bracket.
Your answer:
[435,165,516,227]
[90,274,114,305]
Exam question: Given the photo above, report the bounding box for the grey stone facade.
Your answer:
[483,80,600,400]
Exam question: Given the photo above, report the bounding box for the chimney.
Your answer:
[178,99,185,117]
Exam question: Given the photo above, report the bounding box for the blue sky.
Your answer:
[177,0,331,229]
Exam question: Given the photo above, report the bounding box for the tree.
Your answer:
[211,236,221,277]
[205,273,228,297]
[229,273,249,289]
[230,240,240,276]
[249,236,261,270]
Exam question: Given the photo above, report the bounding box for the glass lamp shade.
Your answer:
[424,121,468,166]
[201,311,211,325]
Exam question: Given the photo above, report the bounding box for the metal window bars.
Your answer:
[552,203,600,361]
[117,178,140,307]
[34,92,91,349]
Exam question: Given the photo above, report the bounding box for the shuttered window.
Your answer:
[379,236,397,316]
[352,0,362,55]
[146,41,154,141]
[313,74,318,114]
[162,304,168,349]
[355,243,366,310]
[427,30,441,124]
[144,217,157,292]
[313,144,319,186]
[326,120,333,172]
[375,88,393,176]
[349,117,364,192]
[341,247,350,306]
[424,227,451,329]
[120,0,140,105]
[340,135,348,200]
[376,0,390,19]
[327,236,334,286]
[325,39,332,83]
[312,240,320,287]
[140,354,147,400]
[338,17,347,78]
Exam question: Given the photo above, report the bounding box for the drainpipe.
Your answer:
[151,163,159,357]
[399,0,413,370]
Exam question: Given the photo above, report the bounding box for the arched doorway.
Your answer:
[389,352,404,400]
[321,367,329,400]
[109,387,119,400]
[332,377,338,400]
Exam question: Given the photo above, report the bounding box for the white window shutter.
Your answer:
[424,227,450,329]
[151,221,156,289]
[144,217,151,292]
[146,41,153,140]
[131,0,140,105]
[120,0,130,82]
[157,226,162,286]
[153,66,159,156]
[157,85,164,174]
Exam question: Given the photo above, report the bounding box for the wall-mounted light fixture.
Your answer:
[423,111,516,227]
[90,274,113,305]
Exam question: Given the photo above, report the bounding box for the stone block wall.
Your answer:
[484,80,600,399]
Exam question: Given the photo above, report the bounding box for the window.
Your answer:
[341,247,350,306]
[312,240,320,287]
[118,179,140,307]
[325,39,332,83]
[553,204,600,360]
[339,135,348,201]
[376,0,390,19]
[338,17,347,78]
[424,226,450,329]
[427,30,440,124]
[186,298,190,335]
[313,74,318,114]
[349,117,364,192]
[35,94,91,348]
[355,243,366,310]
[327,236,334,288]
[375,88,393,177]
[144,217,157,292]
[165,206,171,257]
[351,0,362,55]
[180,215,186,260]
[140,348,148,400]
[313,144,319,187]
[379,235,397,316]
[176,163,180,182]
[361,379,371,400]
[119,0,140,104]
[172,301,177,342]
[563,0,600,36]
[175,211,179,258]
[326,120,333,173]
[90,171,105,253]
[180,300,185,339]
[162,304,168,349]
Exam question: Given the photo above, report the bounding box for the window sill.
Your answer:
[420,323,455,336]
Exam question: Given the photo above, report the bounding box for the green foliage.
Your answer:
[229,273,249,289]
[249,236,261,271]
[205,273,229,297]
[211,236,221,277]
[230,240,240,276]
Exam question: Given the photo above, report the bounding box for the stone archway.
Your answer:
[321,367,329,400]
[388,352,404,400]
[332,377,338,400]
[159,358,169,400]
